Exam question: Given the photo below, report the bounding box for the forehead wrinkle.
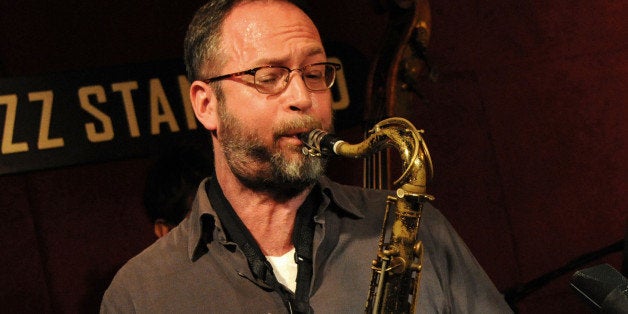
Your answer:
[222,18,261,68]
[244,27,325,68]
[221,2,324,69]
[255,46,326,67]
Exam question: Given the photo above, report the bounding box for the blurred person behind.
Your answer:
[143,132,213,238]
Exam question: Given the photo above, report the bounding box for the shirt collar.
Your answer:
[186,176,366,261]
[316,176,365,219]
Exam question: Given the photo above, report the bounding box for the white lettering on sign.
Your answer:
[111,81,141,138]
[0,94,29,154]
[29,90,65,150]
[178,75,197,131]
[149,78,180,135]
[79,85,115,143]
[329,57,350,111]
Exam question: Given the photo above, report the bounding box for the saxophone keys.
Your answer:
[413,241,424,258]
[409,241,424,272]
[388,256,407,274]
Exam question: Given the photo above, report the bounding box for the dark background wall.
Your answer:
[0,0,625,313]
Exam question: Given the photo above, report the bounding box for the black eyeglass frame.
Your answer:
[200,62,341,94]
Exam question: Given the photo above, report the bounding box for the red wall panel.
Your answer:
[0,0,625,313]
[0,175,52,313]
[25,159,155,313]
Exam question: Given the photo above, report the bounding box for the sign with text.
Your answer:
[0,59,198,175]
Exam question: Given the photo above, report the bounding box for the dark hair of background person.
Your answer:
[143,132,214,235]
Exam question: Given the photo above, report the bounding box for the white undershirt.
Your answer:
[266,247,298,292]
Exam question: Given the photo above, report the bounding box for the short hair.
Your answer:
[183,0,237,82]
[183,0,306,82]
[143,133,214,226]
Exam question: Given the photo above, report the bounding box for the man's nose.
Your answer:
[282,71,312,112]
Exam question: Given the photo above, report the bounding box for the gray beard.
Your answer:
[218,108,328,199]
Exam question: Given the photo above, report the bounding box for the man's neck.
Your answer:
[215,164,311,256]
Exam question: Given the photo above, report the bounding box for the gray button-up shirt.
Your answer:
[101,176,512,313]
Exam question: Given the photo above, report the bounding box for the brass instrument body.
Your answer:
[300,117,434,313]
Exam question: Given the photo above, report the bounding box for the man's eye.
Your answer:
[257,73,281,84]
[305,70,323,80]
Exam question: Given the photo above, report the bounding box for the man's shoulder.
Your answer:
[318,176,391,198]
[319,176,445,215]
[114,228,191,281]
[101,228,203,311]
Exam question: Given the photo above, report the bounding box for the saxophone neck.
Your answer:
[300,117,433,190]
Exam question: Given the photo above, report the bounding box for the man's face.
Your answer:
[214,1,333,195]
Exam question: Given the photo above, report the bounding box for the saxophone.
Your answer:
[299,117,434,313]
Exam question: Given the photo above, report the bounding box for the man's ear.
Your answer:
[190,81,219,131]
[154,220,171,238]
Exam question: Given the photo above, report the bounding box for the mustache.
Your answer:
[272,115,324,140]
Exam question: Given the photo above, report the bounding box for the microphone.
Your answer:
[570,263,628,313]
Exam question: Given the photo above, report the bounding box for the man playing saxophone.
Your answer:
[101,1,512,312]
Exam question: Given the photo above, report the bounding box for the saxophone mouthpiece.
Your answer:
[299,129,343,157]
[297,131,312,146]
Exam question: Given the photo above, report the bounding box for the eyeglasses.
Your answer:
[201,62,341,95]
